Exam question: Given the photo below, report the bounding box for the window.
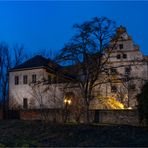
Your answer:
[53,77,57,83]
[23,98,28,109]
[122,77,129,82]
[123,54,127,59]
[130,84,136,90]
[119,44,123,49]
[48,75,51,83]
[117,54,121,59]
[15,76,19,85]
[110,68,117,74]
[32,74,36,83]
[23,75,28,84]
[111,86,117,93]
[125,67,131,75]
[114,45,118,50]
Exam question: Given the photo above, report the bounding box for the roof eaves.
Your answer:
[9,66,46,72]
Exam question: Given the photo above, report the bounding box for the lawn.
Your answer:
[0,120,148,147]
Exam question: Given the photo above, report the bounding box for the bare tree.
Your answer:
[0,43,11,112]
[29,76,64,122]
[13,44,26,67]
[0,42,26,118]
[57,17,117,122]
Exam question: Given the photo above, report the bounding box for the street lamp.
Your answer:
[63,98,72,123]
[64,98,72,105]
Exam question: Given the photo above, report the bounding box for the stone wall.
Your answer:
[20,109,64,122]
[20,109,139,125]
[93,109,139,126]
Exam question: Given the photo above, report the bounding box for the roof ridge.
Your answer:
[11,54,56,70]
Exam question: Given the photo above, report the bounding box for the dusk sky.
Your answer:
[0,1,148,56]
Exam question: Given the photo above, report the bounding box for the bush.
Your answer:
[90,96,124,109]
[137,82,148,125]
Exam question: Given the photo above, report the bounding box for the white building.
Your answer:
[9,55,78,109]
[9,26,148,110]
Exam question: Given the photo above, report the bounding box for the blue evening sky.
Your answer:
[0,1,148,56]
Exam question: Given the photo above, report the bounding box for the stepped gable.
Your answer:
[112,25,132,41]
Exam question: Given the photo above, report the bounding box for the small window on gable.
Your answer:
[111,86,117,93]
[110,68,117,75]
[32,74,36,83]
[125,67,131,75]
[130,84,136,90]
[123,54,127,59]
[23,75,28,84]
[117,54,121,59]
[15,76,19,85]
[119,44,123,49]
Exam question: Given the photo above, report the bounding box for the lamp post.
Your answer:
[64,98,72,123]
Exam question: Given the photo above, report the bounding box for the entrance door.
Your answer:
[23,98,28,109]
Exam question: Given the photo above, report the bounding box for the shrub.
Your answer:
[137,82,148,125]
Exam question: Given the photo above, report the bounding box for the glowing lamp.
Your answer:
[67,100,71,105]
[64,99,72,105]
[64,99,67,104]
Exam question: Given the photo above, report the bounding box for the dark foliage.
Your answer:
[137,82,148,125]
[0,120,148,147]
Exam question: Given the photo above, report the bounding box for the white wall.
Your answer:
[9,68,64,109]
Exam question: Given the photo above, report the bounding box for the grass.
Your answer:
[0,120,148,147]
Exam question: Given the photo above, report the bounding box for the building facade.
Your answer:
[92,26,148,109]
[9,26,148,110]
[9,55,79,109]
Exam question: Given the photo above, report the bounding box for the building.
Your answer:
[9,55,79,109]
[91,26,148,109]
[9,26,148,110]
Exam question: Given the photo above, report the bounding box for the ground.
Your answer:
[0,120,148,147]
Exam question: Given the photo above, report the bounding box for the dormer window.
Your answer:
[119,44,123,49]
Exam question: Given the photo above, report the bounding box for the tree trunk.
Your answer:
[86,101,90,123]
